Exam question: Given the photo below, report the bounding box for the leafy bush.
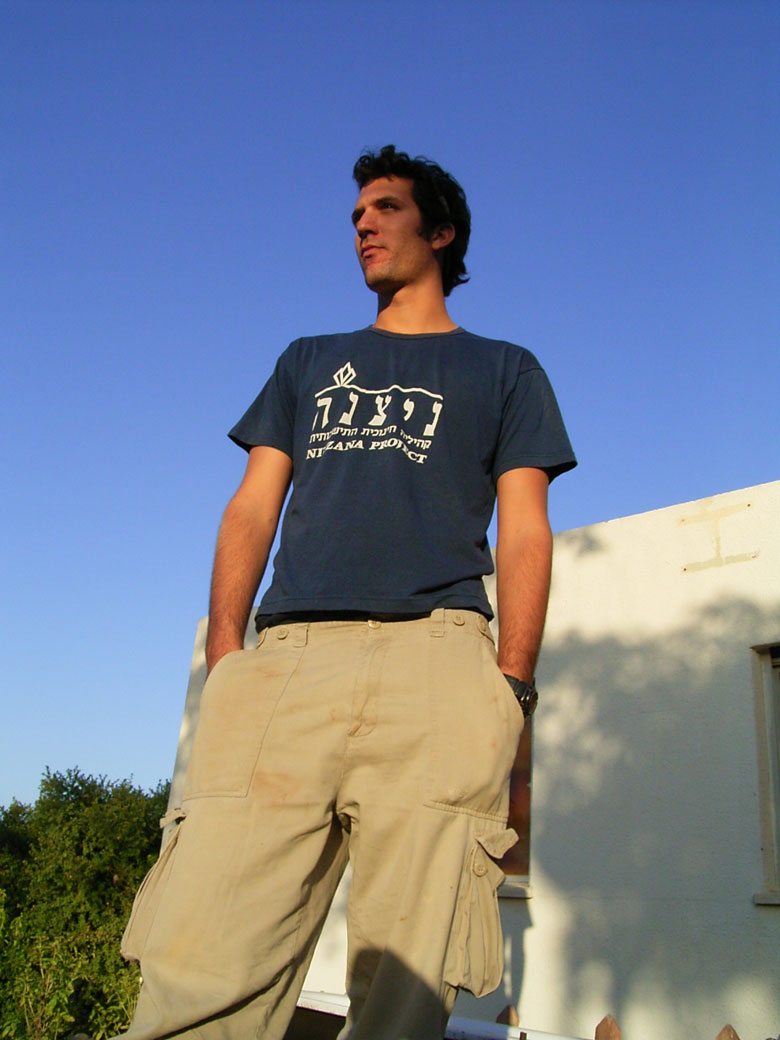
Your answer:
[0,769,169,1040]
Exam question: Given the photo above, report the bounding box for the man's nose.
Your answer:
[356,211,375,237]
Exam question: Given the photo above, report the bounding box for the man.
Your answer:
[117,146,576,1040]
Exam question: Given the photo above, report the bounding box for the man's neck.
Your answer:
[371,285,457,335]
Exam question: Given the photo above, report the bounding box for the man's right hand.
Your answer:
[205,636,245,676]
[204,445,292,675]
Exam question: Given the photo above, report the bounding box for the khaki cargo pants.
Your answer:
[118,609,523,1040]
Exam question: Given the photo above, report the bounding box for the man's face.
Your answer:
[352,176,442,295]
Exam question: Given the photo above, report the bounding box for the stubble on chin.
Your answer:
[362,263,393,294]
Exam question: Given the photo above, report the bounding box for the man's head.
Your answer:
[352,145,471,297]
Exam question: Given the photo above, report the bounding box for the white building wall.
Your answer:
[176,480,780,1040]
[456,479,780,1039]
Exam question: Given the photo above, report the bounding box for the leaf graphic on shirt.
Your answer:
[333,362,356,387]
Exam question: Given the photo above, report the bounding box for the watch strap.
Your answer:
[503,674,538,718]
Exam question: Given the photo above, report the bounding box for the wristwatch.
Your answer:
[503,674,538,718]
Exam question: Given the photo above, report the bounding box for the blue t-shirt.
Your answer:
[229,327,576,621]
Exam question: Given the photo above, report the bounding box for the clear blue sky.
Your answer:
[3,0,778,809]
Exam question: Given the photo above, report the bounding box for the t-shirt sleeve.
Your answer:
[227,344,298,456]
[493,356,577,483]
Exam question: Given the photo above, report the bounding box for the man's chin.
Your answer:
[363,270,399,295]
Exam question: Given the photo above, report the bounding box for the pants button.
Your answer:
[367,618,381,629]
[473,856,488,877]
[276,627,288,639]
[453,612,465,626]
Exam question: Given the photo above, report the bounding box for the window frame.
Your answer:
[751,641,780,905]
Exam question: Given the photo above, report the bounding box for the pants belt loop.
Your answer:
[429,609,445,638]
[293,624,308,648]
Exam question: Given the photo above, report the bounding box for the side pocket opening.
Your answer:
[120,808,187,963]
[443,827,517,997]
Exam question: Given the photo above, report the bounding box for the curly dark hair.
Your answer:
[352,145,471,296]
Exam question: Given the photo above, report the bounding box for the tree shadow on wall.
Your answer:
[511,594,780,1038]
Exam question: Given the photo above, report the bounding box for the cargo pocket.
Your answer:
[120,808,187,963]
[443,826,518,997]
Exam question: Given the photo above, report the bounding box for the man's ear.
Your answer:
[431,223,455,251]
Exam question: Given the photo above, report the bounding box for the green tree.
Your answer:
[0,768,169,1040]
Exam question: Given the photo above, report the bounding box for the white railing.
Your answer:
[297,990,587,1040]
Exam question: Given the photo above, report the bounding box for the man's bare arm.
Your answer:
[205,445,293,673]
[495,467,554,683]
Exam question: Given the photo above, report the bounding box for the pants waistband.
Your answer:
[257,608,493,646]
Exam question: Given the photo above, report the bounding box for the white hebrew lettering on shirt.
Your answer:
[368,394,393,426]
[310,362,443,464]
[338,391,359,425]
[423,400,442,436]
[314,397,332,429]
